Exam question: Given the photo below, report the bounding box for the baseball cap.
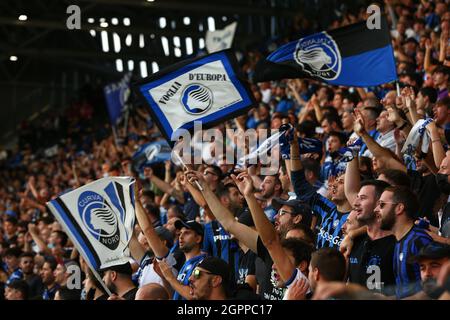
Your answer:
[272,198,313,226]
[197,257,231,286]
[99,262,132,275]
[155,226,174,248]
[174,220,204,237]
[408,242,450,263]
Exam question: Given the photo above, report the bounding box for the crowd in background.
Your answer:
[0,0,450,300]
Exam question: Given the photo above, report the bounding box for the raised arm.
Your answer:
[426,121,446,169]
[185,170,258,253]
[289,130,319,201]
[134,182,169,259]
[344,155,360,207]
[232,172,295,283]
[355,110,407,173]
[144,167,185,204]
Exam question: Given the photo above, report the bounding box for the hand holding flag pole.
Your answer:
[172,149,204,191]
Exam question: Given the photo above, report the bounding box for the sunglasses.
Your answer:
[278,209,294,216]
[377,201,398,209]
[192,268,213,279]
[203,171,218,176]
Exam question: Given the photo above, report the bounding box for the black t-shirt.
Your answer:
[409,170,441,227]
[122,287,139,300]
[237,248,257,286]
[25,274,44,299]
[256,236,285,300]
[348,234,396,296]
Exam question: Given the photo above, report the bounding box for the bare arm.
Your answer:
[426,121,446,169]
[232,172,295,283]
[355,110,406,172]
[144,168,185,204]
[186,171,259,253]
[344,155,360,207]
[28,224,50,255]
[134,183,169,259]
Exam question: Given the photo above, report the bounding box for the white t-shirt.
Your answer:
[138,252,178,288]
[283,268,311,300]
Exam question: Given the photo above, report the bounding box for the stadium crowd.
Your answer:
[1,0,450,301]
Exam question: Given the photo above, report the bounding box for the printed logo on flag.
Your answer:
[181,84,214,115]
[294,32,341,81]
[78,191,121,250]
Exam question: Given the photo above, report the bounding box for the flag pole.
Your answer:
[111,125,120,149]
[396,81,401,96]
[90,267,114,297]
[172,150,204,191]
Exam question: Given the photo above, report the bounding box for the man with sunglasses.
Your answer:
[188,256,231,300]
[376,186,433,299]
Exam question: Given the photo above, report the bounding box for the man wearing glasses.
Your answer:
[188,256,231,300]
[376,186,433,299]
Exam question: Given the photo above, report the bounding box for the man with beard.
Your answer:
[188,257,231,300]
[185,170,313,300]
[346,180,396,295]
[203,184,244,283]
[290,128,351,249]
[158,220,205,300]
[406,242,450,299]
[101,262,138,300]
[375,186,432,299]
[40,257,59,300]
[19,252,43,298]
[259,175,282,222]
[272,198,313,239]
[344,155,396,294]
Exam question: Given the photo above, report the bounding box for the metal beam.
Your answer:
[73,0,297,17]
[0,16,206,38]
[0,46,178,63]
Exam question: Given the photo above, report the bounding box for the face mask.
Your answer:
[436,174,450,194]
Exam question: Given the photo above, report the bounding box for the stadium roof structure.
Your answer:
[0,0,303,144]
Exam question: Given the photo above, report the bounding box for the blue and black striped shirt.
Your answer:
[393,225,432,299]
[203,220,240,282]
[291,169,349,249]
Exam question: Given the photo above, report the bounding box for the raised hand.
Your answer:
[353,109,366,136]
[185,170,207,191]
[230,172,254,197]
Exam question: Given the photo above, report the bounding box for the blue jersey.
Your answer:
[172,254,206,300]
[42,284,60,300]
[394,225,432,299]
[203,220,240,282]
[291,169,349,249]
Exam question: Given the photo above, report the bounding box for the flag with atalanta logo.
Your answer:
[46,177,135,271]
[134,49,256,144]
[253,15,397,87]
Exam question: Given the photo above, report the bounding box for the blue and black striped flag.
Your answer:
[253,15,397,87]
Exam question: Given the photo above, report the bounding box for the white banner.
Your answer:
[47,177,135,270]
[206,22,237,53]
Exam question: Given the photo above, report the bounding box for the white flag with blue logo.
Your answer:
[135,49,255,144]
[206,22,237,54]
[46,177,135,271]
